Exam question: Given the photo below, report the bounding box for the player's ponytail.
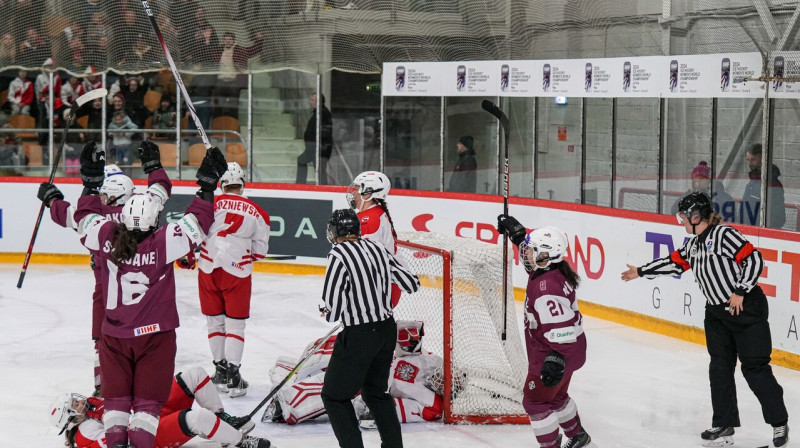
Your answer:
[708,212,722,227]
[375,199,398,240]
[556,260,581,289]
[110,223,141,264]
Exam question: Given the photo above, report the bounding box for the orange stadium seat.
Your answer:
[188,143,206,166]
[211,116,239,138]
[158,143,178,167]
[23,142,42,166]
[226,142,247,167]
[9,115,37,139]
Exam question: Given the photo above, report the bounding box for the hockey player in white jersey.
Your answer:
[197,162,270,398]
[264,320,444,426]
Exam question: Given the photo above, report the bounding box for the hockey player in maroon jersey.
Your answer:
[196,161,270,397]
[497,216,594,448]
[37,146,170,396]
[49,366,271,448]
[264,320,444,426]
[74,143,228,448]
[346,170,403,307]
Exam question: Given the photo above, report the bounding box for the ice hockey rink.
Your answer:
[3,263,799,448]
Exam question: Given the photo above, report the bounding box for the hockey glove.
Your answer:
[540,350,565,387]
[138,140,162,174]
[85,396,105,421]
[497,214,527,247]
[176,250,197,270]
[196,146,228,192]
[37,182,64,207]
[79,141,105,189]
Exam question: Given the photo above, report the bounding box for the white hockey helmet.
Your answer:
[104,164,124,177]
[49,393,87,434]
[219,162,245,189]
[99,174,134,206]
[347,171,391,208]
[396,320,424,356]
[520,226,569,271]
[121,193,160,231]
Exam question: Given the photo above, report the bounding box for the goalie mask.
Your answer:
[347,171,391,209]
[49,393,87,435]
[121,194,160,231]
[326,208,361,243]
[99,174,134,206]
[219,161,246,189]
[520,226,568,271]
[396,320,424,356]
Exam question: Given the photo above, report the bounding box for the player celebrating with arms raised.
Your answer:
[497,216,594,448]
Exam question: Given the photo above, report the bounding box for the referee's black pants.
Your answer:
[704,286,788,428]
[322,317,402,448]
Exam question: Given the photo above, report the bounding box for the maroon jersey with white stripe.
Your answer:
[76,195,214,339]
[198,193,270,278]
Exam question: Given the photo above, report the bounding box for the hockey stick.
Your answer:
[17,88,109,289]
[481,100,510,341]
[140,1,210,150]
[258,255,297,261]
[251,322,343,421]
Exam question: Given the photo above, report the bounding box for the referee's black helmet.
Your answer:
[327,208,361,243]
[678,192,713,221]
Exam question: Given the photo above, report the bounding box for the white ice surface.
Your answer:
[2,264,799,447]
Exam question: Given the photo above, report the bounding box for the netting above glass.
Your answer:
[0,0,790,75]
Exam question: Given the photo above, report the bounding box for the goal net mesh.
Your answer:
[394,231,527,423]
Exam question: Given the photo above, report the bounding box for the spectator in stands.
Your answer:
[0,33,16,67]
[171,0,201,58]
[18,29,49,67]
[670,161,736,223]
[76,97,103,143]
[108,111,138,166]
[151,95,176,133]
[120,76,150,129]
[297,93,333,185]
[741,144,786,229]
[61,75,85,110]
[35,59,65,143]
[448,136,477,193]
[211,31,263,119]
[0,126,21,173]
[108,93,126,125]
[80,0,103,31]
[82,66,103,93]
[8,69,34,116]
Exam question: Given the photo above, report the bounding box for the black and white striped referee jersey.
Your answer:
[638,224,763,306]
[321,238,420,326]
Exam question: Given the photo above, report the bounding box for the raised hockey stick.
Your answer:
[17,87,109,289]
[481,100,510,341]
[251,322,343,422]
[140,1,211,150]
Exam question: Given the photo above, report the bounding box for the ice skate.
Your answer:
[700,426,734,447]
[563,429,592,448]
[217,411,255,434]
[212,359,229,392]
[773,424,789,448]
[237,434,272,448]
[261,399,284,423]
[227,363,249,398]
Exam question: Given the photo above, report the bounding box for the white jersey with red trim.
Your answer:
[389,351,443,408]
[198,193,270,278]
[358,204,396,253]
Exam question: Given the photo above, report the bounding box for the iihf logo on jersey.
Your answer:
[706,240,714,253]
[528,380,536,390]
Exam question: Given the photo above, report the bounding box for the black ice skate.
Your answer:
[212,359,229,392]
[217,411,255,434]
[261,399,285,423]
[237,434,272,448]
[563,430,592,448]
[227,363,249,398]
[773,424,789,448]
[700,426,734,447]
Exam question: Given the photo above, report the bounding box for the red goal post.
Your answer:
[395,232,529,424]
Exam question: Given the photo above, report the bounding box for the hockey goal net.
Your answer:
[394,231,528,424]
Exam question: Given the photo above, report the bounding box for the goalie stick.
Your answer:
[250,322,343,422]
[140,1,211,150]
[17,88,109,289]
[481,99,510,341]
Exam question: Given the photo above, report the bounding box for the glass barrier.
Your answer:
[614,98,661,213]
[384,96,442,191]
[768,99,799,231]
[505,97,534,198]
[444,96,498,195]
[535,97,582,203]
[584,98,612,207]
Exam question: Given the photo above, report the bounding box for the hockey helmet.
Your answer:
[104,164,124,177]
[520,226,569,271]
[99,174,134,206]
[326,208,361,243]
[121,193,160,231]
[396,320,424,356]
[676,192,713,225]
[49,393,86,435]
[347,171,391,209]
[219,161,246,189]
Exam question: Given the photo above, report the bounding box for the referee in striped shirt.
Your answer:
[320,208,420,448]
[621,192,788,447]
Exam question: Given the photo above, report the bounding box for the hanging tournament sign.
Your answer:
[499,60,537,97]
[382,62,441,96]
[769,52,800,98]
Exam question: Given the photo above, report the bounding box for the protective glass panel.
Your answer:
[535,97,582,203]
[614,98,660,213]
[444,97,499,195]
[584,98,612,207]
[384,96,441,191]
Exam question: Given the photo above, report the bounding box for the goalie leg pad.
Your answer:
[279,372,327,425]
[224,317,246,367]
[269,355,298,385]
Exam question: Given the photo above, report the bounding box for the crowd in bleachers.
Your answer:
[0,0,262,175]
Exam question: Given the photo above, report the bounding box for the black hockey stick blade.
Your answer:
[481,100,510,129]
